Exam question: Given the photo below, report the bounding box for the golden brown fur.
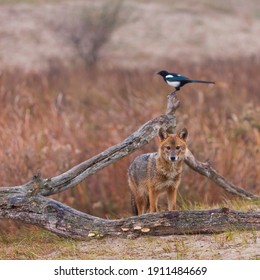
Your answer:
[128,128,188,215]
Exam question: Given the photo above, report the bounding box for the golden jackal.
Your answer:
[128,128,188,215]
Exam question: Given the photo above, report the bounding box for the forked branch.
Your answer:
[0,92,259,239]
[1,93,179,198]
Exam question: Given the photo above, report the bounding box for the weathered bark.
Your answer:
[185,150,260,200]
[0,194,259,239]
[1,93,179,198]
[0,92,259,239]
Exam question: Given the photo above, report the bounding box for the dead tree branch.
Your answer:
[184,150,260,200]
[0,92,259,239]
[1,93,179,198]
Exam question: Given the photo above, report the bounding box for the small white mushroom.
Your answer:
[88,232,96,237]
[141,227,150,233]
[133,225,142,230]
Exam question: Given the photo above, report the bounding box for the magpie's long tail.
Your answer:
[190,80,215,84]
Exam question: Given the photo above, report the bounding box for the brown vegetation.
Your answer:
[0,0,259,262]
[0,56,259,224]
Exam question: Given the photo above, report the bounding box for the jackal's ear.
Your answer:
[178,128,188,141]
[158,128,168,141]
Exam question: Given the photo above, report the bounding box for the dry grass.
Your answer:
[0,0,259,261]
[1,0,260,71]
[1,221,259,260]
[0,56,259,223]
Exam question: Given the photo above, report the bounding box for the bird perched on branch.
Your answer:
[157,70,215,92]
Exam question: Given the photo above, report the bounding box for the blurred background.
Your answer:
[0,0,259,220]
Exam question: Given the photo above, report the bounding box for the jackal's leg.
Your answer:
[149,189,159,213]
[167,187,178,211]
[136,195,148,215]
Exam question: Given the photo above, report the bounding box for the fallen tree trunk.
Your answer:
[0,92,259,239]
[0,194,259,239]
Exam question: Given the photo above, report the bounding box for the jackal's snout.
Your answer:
[170,151,176,161]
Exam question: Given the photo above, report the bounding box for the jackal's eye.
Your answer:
[165,146,171,150]
[176,145,181,150]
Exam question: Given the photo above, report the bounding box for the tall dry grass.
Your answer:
[0,56,259,220]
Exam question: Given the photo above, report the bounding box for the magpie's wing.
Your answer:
[165,74,191,82]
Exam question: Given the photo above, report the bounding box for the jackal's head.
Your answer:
[158,128,188,162]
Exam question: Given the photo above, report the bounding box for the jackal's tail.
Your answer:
[131,192,138,216]
[130,192,150,216]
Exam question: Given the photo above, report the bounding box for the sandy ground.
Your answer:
[45,232,260,260]
[1,226,259,260]
[0,0,260,71]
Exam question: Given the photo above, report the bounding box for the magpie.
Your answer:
[157,70,215,92]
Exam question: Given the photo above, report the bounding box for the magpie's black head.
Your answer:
[157,70,169,77]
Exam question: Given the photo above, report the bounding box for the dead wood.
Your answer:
[0,92,259,239]
[0,195,259,239]
[185,150,260,200]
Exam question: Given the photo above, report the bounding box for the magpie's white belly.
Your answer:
[166,81,181,88]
